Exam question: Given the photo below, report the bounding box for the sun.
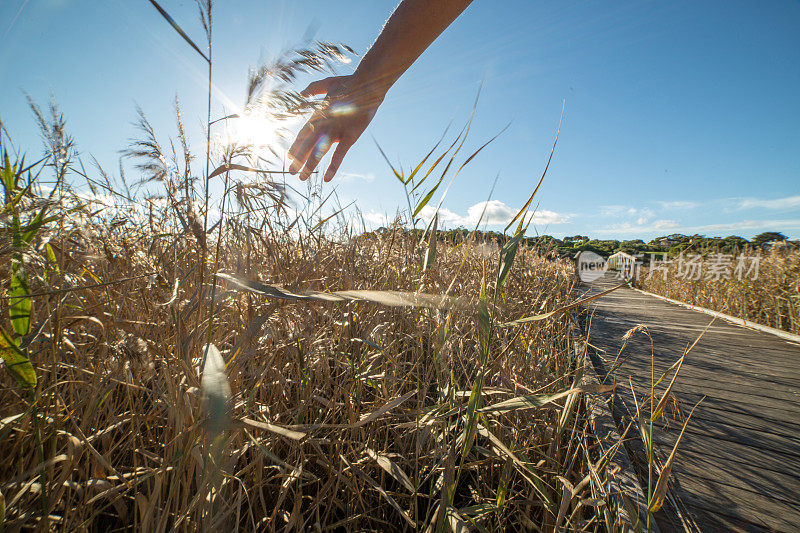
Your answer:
[218,113,297,161]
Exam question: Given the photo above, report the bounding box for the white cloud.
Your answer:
[596,219,679,234]
[690,218,800,233]
[652,219,679,230]
[652,196,800,213]
[600,205,628,217]
[361,211,395,227]
[601,205,654,220]
[736,195,800,210]
[529,209,569,225]
[337,172,375,183]
[658,200,700,210]
[592,197,800,237]
[639,208,655,219]
[428,200,568,227]
[363,201,570,229]
[466,200,516,226]
[417,205,464,225]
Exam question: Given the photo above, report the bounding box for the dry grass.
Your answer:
[0,206,605,531]
[0,97,630,530]
[638,249,800,334]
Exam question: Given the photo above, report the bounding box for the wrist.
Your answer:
[350,62,395,106]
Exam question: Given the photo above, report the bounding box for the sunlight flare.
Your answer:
[217,113,293,160]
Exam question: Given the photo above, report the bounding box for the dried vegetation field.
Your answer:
[0,100,627,532]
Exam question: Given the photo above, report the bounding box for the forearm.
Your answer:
[289,0,471,182]
[352,0,472,100]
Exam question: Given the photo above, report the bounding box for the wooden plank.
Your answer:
[615,427,799,532]
[587,320,800,406]
[678,403,800,439]
[666,473,798,532]
[587,308,791,347]
[663,447,800,509]
[608,381,800,462]
[592,330,800,379]
[587,311,800,376]
[578,341,658,532]
[601,362,800,406]
[583,282,799,351]
[595,346,800,416]
[646,429,800,480]
[586,332,800,383]
[683,503,771,533]
[606,375,800,429]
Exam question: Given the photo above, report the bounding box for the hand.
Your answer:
[288,75,384,182]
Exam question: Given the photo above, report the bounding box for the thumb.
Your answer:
[300,76,346,97]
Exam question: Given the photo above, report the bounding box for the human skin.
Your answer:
[287,0,473,182]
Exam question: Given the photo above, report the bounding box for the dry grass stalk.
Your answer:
[639,249,800,334]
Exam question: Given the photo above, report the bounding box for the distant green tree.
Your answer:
[618,239,648,255]
[752,232,787,246]
[563,235,589,244]
[574,239,619,257]
[721,235,749,252]
[650,234,690,251]
[526,235,564,250]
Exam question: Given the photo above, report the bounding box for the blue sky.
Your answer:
[1,0,798,240]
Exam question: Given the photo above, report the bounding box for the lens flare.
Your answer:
[218,113,298,161]
[329,101,356,117]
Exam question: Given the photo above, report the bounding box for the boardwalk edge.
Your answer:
[570,315,660,533]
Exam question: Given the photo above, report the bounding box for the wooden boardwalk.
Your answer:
[579,272,800,532]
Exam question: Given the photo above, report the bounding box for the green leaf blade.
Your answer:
[0,327,36,389]
[9,263,31,337]
[148,0,210,63]
[496,229,523,289]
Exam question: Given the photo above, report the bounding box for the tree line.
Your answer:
[368,227,797,258]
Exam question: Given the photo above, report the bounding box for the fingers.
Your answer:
[288,120,318,174]
[300,76,343,97]
[290,132,353,183]
[323,139,353,182]
[299,135,332,181]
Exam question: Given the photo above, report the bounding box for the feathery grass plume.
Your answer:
[123,106,169,185]
[174,96,195,209]
[26,94,76,186]
[246,41,355,115]
[234,41,357,167]
[196,0,212,45]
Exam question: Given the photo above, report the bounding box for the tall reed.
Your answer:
[638,249,800,334]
